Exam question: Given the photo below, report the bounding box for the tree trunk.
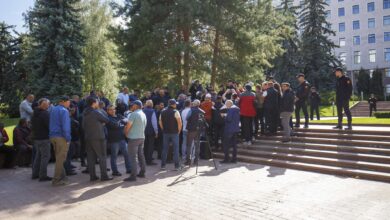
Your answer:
[175,28,182,85]
[210,28,220,89]
[182,26,191,89]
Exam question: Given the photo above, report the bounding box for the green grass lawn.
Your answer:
[310,117,390,125]
[295,101,356,117]
[1,118,19,146]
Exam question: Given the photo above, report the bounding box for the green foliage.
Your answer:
[0,23,26,117]
[319,90,336,105]
[81,0,120,102]
[299,0,341,89]
[375,112,390,118]
[111,0,285,90]
[25,0,85,99]
[369,69,384,100]
[356,68,370,98]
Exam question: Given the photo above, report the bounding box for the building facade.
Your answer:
[294,0,390,96]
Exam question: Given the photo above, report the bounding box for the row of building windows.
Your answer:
[339,49,390,64]
[337,1,390,16]
[338,16,390,32]
[339,33,390,46]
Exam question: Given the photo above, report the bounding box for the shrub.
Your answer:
[375,112,390,118]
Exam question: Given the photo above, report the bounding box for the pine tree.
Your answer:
[81,0,120,101]
[356,68,370,98]
[369,69,384,100]
[299,0,340,89]
[25,0,84,99]
[0,23,26,117]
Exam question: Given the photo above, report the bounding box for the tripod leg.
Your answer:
[205,134,218,171]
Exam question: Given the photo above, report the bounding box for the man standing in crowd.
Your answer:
[159,99,182,171]
[263,81,279,135]
[124,100,147,181]
[334,67,353,130]
[368,94,377,117]
[295,73,310,128]
[0,123,16,168]
[106,105,132,176]
[83,96,113,181]
[185,100,205,166]
[117,87,130,109]
[19,94,35,122]
[31,98,52,181]
[221,100,240,164]
[49,96,71,186]
[254,84,265,136]
[154,101,165,159]
[212,96,225,150]
[181,99,192,160]
[309,87,321,120]
[280,83,295,143]
[143,100,158,165]
[239,84,256,145]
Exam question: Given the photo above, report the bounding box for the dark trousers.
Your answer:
[86,139,109,179]
[154,134,163,159]
[223,132,237,161]
[213,124,224,149]
[241,116,253,142]
[15,144,32,167]
[144,134,155,163]
[254,108,265,135]
[64,142,76,173]
[32,140,51,178]
[369,104,377,116]
[265,108,279,134]
[0,145,17,168]
[337,100,352,126]
[186,131,200,161]
[295,101,309,126]
[310,104,320,120]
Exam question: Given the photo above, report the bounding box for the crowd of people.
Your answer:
[0,67,354,186]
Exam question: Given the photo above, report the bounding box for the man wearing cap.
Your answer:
[334,67,353,130]
[49,96,71,186]
[124,100,147,181]
[295,73,310,128]
[185,99,205,166]
[159,99,182,170]
[239,84,256,145]
[309,87,321,120]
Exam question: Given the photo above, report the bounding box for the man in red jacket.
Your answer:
[239,84,256,145]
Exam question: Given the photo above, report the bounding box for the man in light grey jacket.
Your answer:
[19,94,35,122]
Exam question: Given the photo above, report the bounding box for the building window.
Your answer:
[385,69,390,77]
[339,52,347,65]
[368,34,376,43]
[354,51,361,64]
[339,22,345,32]
[386,48,390,62]
[353,36,360,45]
[352,5,360,14]
[339,38,346,47]
[326,10,331,19]
[369,49,376,63]
[368,2,375,12]
[338,7,345,16]
[368,18,375,28]
[385,0,390,9]
[384,16,390,26]
[353,20,360,30]
[385,32,390,41]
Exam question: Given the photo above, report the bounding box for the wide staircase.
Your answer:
[213,128,390,182]
[350,101,390,117]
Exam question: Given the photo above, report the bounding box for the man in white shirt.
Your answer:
[117,87,130,107]
[180,99,192,160]
[19,94,35,122]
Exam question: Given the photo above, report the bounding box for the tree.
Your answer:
[25,0,84,99]
[369,69,384,100]
[0,23,26,117]
[356,68,370,98]
[81,0,120,101]
[299,0,341,89]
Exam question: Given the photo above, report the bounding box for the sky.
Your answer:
[0,0,124,33]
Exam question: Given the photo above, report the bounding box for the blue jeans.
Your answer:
[109,140,131,173]
[162,133,180,168]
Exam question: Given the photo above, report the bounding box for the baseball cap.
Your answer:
[168,99,178,106]
[130,100,143,108]
[334,67,343,73]
[296,73,305,78]
[205,93,211,99]
[58,95,70,102]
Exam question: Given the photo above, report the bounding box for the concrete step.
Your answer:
[292,132,390,142]
[235,148,390,173]
[242,144,390,164]
[254,139,390,156]
[258,136,390,148]
[294,128,390,136]
[214,153,390,182]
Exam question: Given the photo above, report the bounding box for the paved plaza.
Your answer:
[0,158,389,220]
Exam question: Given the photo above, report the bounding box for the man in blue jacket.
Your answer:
[221,100,240,164]
[49,96,71,186]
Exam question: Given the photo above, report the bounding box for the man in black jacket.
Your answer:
[368,94,377,117]
[295,73,310,128]
[309,87,321,120]
[83,96,115,181]
[263,82,279,135]
[333,67,353,130]
[31,98,52,181]
[280,83,295,142]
